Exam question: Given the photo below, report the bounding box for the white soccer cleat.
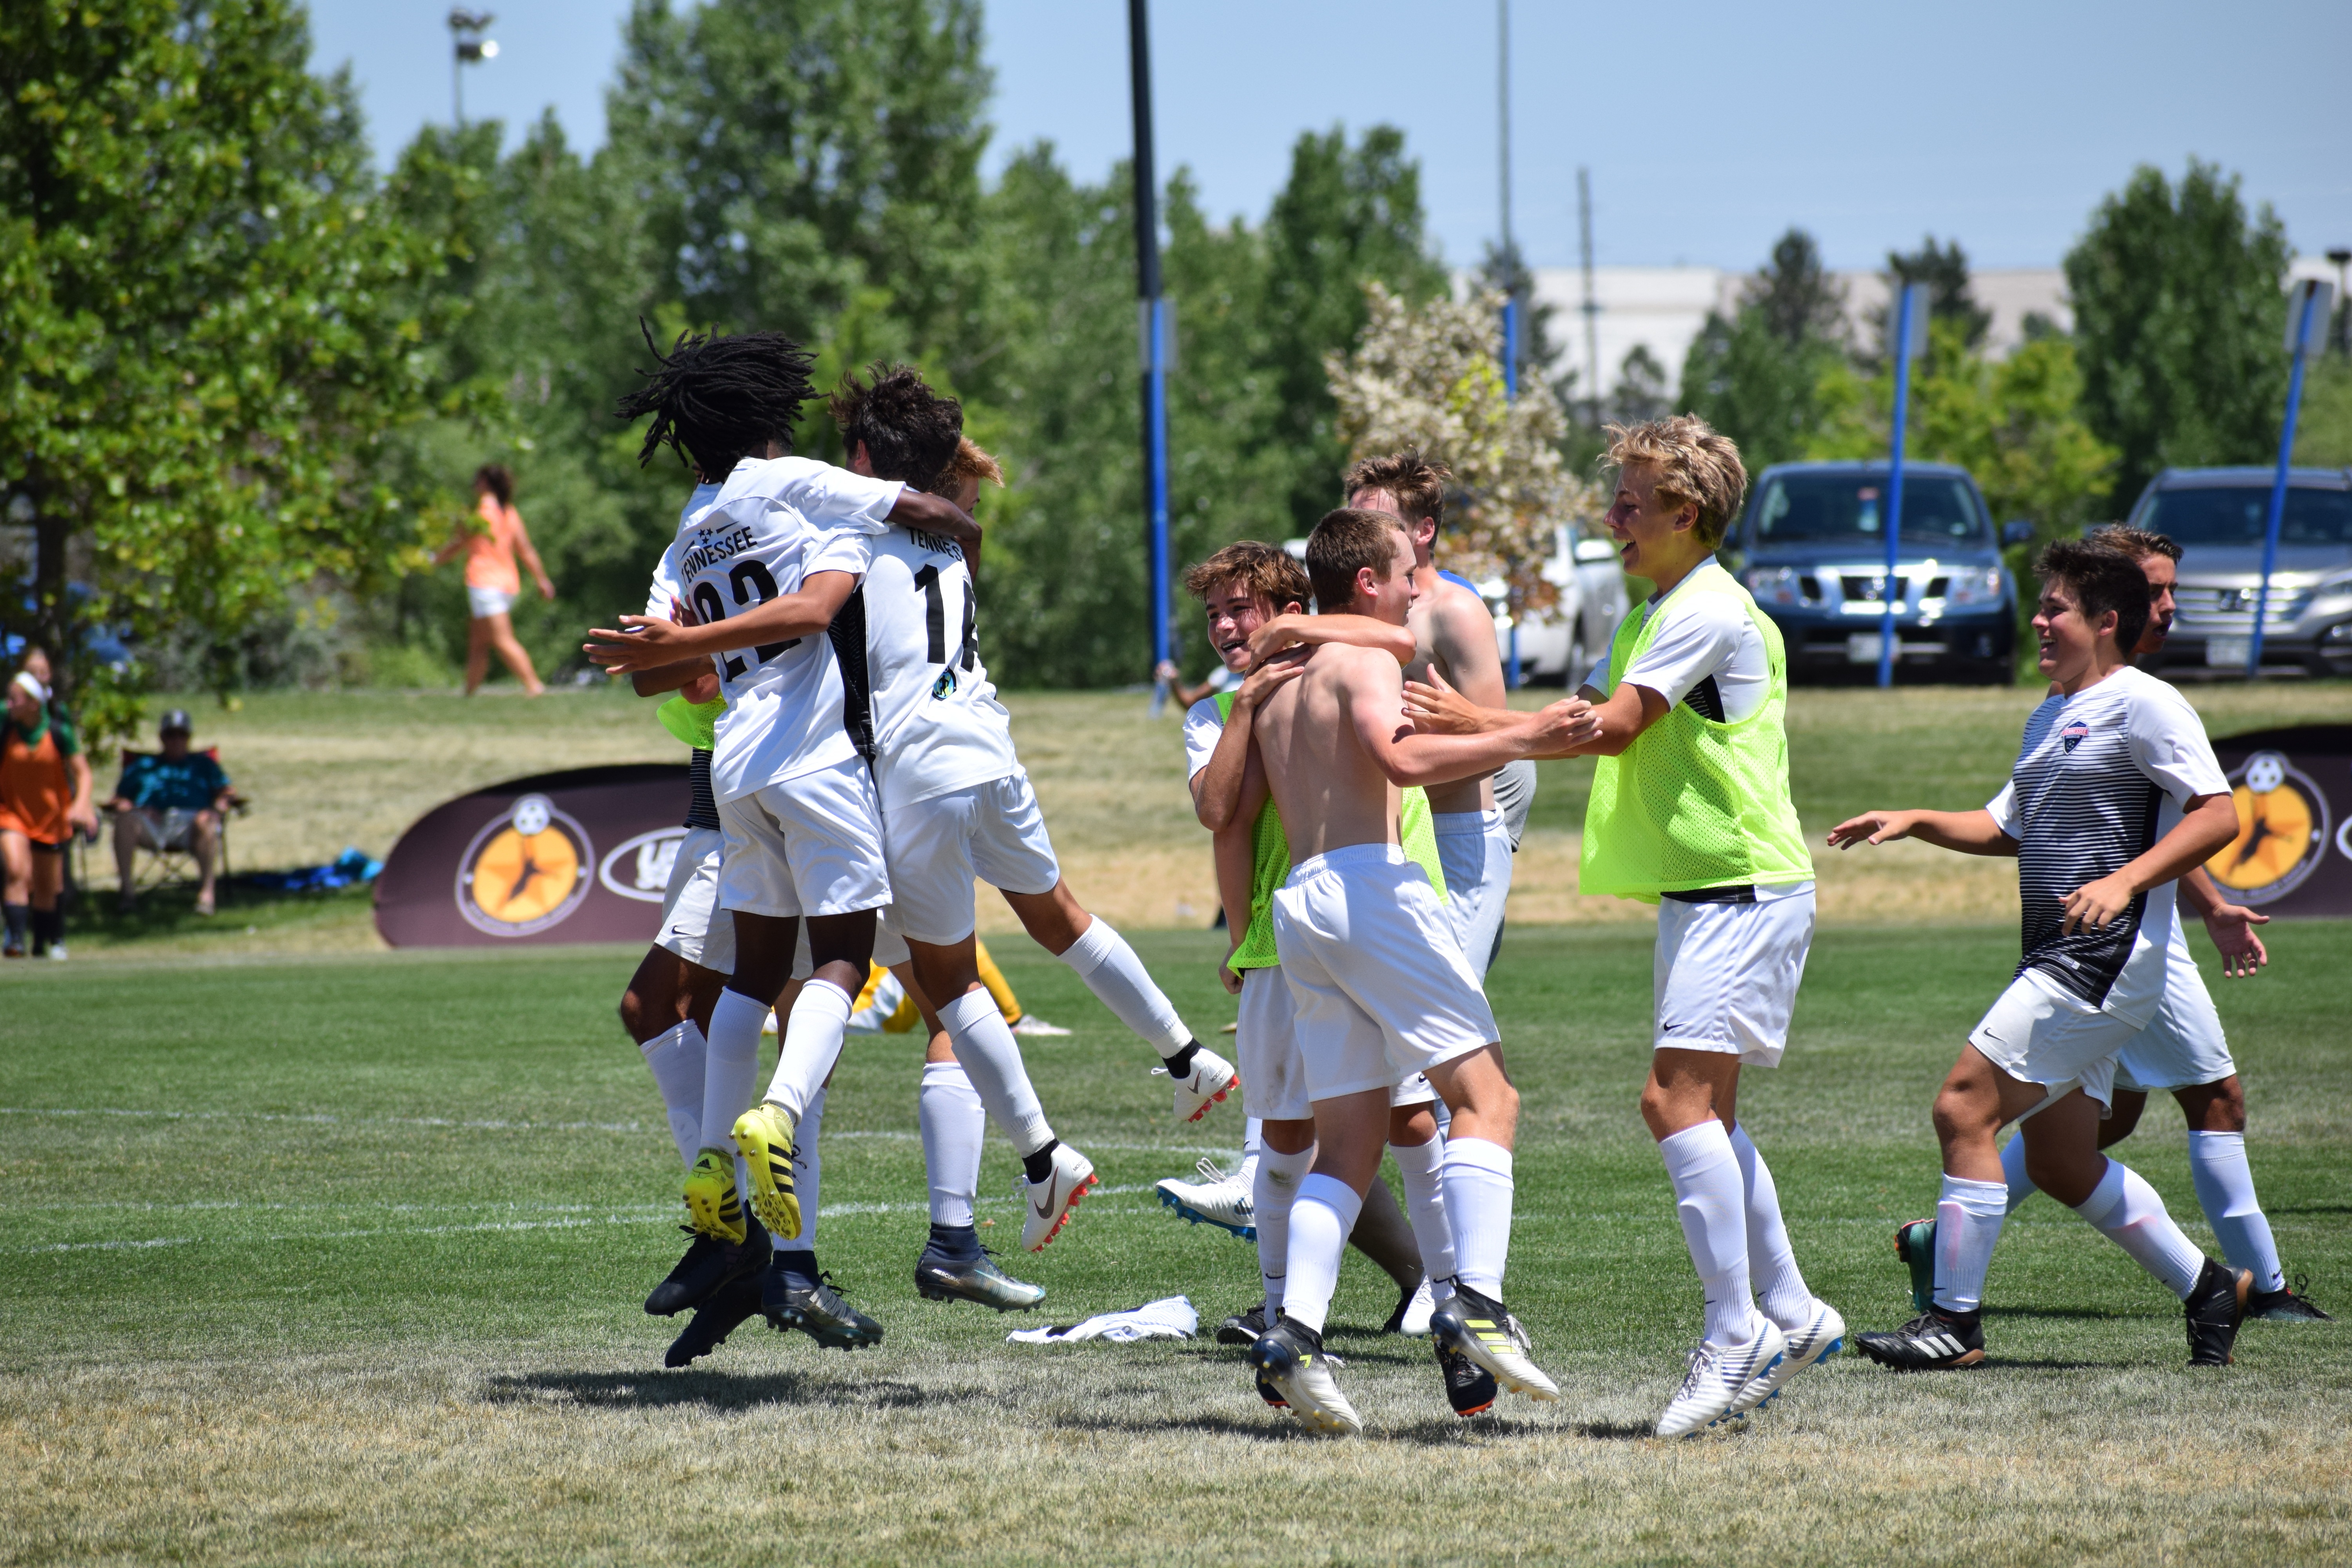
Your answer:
[1011,1014,1072,1036]
[1020,1142,1099,1252]
[1155,1043,1239,1123]
[1657,1321,1786,1438]
[1154,1155,1256,1239]
[1730,1299,1844,1416]
[1396,1276,1438,1337]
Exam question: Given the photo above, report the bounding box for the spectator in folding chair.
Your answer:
[108,709,236,916]
[2,670,96,958]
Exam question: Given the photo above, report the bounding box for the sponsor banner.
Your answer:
[2205,726,2352,918]
[375,764,692,947]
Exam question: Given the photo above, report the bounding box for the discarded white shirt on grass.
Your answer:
[1006,1295,1198,1345]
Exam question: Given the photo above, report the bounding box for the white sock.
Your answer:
[1389,1134,1457,1292]
[1728,1123,1812,1332]
[2073,1158,2205,1299]
[1254,1144,1315,1316]
[700,990,766,1159]
[1659,1121,1760,1345]
[1442,1136,1515,1303]
[761,979,852,1123]
[1060,916,1191,1058]
[919,1062,985,1227]
[2187,1131,2285,1294]
[940,988,1054,1156]
[773,1086,825,1252]
[1243,1117,1264,1159]
[1280,1172,1362,1335]
[1932,1173,2010,1314]
[638,1021,706,1170]
[1999,1132,2038,1214]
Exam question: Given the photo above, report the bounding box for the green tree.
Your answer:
[2290,358,2352,468]
[0,0,448,735]
[2065,160,2294,513]
[1679,229,1848,470]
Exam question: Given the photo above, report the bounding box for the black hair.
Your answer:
[2038,539,2151,653]
[473,463,514,506]
[829,363,963,493]
[615,321,816,477]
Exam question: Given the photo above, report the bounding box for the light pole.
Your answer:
[1127,0,1171,696]
[449,9,497,128]
[1877,283,1926,690]
[1495,0,1521,689]
[2247,278,2336,676]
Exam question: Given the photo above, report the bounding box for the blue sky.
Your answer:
[312,0,2352,272]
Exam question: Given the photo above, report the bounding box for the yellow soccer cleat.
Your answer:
[682,1148,747,1244]
[732,1101,802,1237]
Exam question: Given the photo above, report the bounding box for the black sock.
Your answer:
[926,1222,981,1262]
[31,908,61,953]
[1162,1040,1199,1079]
[2,904,26,951]
[1021,1139,1060,1185]
[774,1247,820,1292]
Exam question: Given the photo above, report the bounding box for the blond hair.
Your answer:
[1604,416,1748,549]
[928,436,1005,496]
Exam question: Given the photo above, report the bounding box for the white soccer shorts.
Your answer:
[1653,884,1815,1067]
[1969,968,2140,1109]
[1433,808,1513,979]
[716,755,890,920]
[1270,844,1498,1102]
[654,825,735,975]
[879,771,1061,947]
[2112,957,2237,1093]
[1236,963,1311,1121]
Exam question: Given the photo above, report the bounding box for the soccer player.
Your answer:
[1403,417,1843,1436]
[818,368,1233,1252]
[1242,506,1578,1434]
[1831,539,2253,1370]
[1344,452,1530,978]
[589,327,981,1350]
[1172,541,1455,1378]
[1892,526,2328,1322]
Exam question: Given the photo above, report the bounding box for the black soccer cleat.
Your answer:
[645,1214,769,1317]
[2248,1275,2332,1323]
[1247,1317,1360,1434]
[1894,1218,1938,1315]
[1854,1307,1985,1370]
[2185,1259,2252,1367]
[1435,1337,1499,1417]
[914,1245,1046,1312]
[1217,1300,1269,1346]
[764,1261,884,1351]
[663,1274,762,1368]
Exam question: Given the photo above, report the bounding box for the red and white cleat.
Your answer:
[1156,1044,1240,1123]
[1021,1142,1099,1252]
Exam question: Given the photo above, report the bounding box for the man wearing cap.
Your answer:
[2,670,96,957]
[108,710,234,915]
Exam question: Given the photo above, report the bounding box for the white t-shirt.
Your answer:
[1984,666,2227,1024]
[850,522,1020,810]
[1584,561,1770,724]
[1183,695,1229,781]
[656,457,901,800]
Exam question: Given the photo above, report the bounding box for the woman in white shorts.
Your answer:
[434,463,554,696]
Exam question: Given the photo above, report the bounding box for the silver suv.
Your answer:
[2123,467,2352,677]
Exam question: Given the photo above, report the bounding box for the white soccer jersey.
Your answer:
[653,457,901,801]
[839,523,1018,811]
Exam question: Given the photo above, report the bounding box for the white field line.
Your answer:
[0,1107,1239,1158]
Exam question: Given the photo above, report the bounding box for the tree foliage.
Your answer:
[2065,160,2294,513]
[1328,283,1593,617]
[1678,229,1849,471]
[0,0,449,737]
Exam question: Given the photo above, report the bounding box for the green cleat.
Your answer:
[1895,1218,1937,1314]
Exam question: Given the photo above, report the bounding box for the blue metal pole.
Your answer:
[2248,286,2324,677]
[1147,296,1171,671]
[1878,285,1920,690]
[1500,296,1521,690]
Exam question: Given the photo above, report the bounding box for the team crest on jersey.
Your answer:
[2060,720,2089,753]
[931,668,958,700]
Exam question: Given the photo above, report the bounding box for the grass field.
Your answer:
[4,916,2348,1563]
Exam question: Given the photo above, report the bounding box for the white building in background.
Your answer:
[1508,255,2347,404]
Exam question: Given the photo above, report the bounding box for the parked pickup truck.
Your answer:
[1725,461,2023,684]
[2120,466,2352,678]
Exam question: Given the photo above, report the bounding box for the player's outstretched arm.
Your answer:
[584,571,860,674]
[630,657,718,699]
[1825,808,2018,857]
[2178,864,2269,978]
[1403,668,1599,754]
[1248,612,1414,667]
[1191,658,1304,830]
[2059,793,2240,935]
[1350,658,1585,788]
[887,489,981,550]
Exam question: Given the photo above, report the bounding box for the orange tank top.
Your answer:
[463,495,524,594]
[0,720,70,843]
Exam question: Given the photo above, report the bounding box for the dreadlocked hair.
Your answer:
[615,320,816,478]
